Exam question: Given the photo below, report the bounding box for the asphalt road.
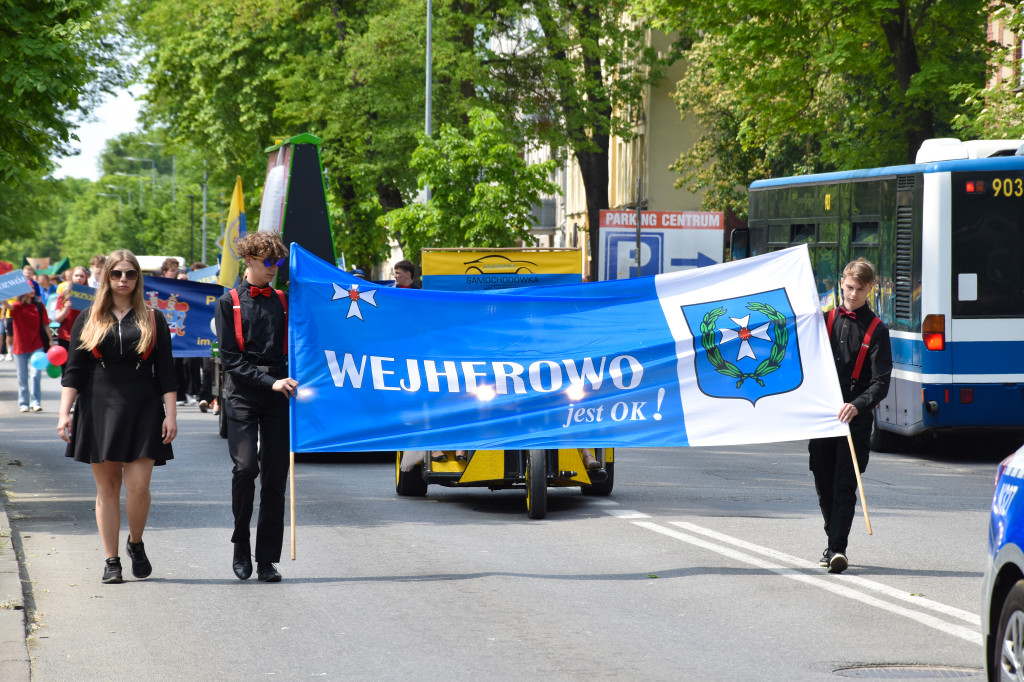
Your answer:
[0,360,1016,681]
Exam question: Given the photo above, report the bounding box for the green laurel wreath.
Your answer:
[699,302,789,388]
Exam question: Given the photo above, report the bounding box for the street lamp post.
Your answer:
[143,143,174,202]
[186,194,196,265]
[97,192,122,229]
[122,157,154,193]
[425,0,433,202]
[97,192,122,212]
[115,172,143,209]
[105,185,131,206]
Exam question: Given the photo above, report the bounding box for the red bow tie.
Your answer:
[250,286,274,298]
[837,307,856,320]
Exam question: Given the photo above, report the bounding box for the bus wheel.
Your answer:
[396,452,428,496]
[525,449,547,519]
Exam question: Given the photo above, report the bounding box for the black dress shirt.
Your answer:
[826,306,892,421]
[215,283,288,389]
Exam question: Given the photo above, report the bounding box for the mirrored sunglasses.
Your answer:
[263,257,286,267]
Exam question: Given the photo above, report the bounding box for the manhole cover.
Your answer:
[833,665,983,679]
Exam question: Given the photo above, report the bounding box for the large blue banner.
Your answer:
[289,244,847,452]
[142,277,223,358]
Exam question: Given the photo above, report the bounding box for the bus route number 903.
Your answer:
[992,177,1024,198]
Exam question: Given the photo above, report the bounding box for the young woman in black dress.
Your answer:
[56,250,178,584]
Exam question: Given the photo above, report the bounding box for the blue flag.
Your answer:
[289,244,846,452]
[142,277,223,358]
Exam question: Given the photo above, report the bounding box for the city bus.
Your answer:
[730,138,1024,451]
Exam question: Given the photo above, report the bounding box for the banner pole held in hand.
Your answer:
[847,433,872,535]
[290,451,296,559]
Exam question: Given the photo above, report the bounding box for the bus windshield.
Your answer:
[951,171,1024,317]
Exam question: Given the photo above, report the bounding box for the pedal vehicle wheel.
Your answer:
[525,449,547,519]
[395,452,428,496]
[581,461,614,497]
[995,580,1024,680]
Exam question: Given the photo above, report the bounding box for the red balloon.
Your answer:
[47,345,68,366]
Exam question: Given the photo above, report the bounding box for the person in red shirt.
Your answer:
[1,289,51,412]
[54,266,89,376]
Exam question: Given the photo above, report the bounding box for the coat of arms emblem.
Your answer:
[681,288,803,405]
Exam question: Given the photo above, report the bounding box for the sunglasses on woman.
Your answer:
[262,257,286,267]
[109,269,139,281]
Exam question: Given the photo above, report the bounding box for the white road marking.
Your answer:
[603,509,651,519]
[670,521,980,626]
[631,520,982,645]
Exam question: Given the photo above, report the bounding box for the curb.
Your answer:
[0,494,29,681]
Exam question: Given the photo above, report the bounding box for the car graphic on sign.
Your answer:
[462,255,538,275]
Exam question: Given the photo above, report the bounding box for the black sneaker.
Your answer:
[102,557,124,584]
[828,551,848,574]
[819,549,831,567]
[256,561,282,582]
[126,539,152,578]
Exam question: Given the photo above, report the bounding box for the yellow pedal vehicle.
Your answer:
[395,448,614,519]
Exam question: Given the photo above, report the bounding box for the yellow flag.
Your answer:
[219,176,247,287]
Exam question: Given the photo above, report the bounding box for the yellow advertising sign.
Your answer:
[421,248,582,291]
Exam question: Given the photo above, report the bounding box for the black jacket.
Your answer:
[825,306,892,422]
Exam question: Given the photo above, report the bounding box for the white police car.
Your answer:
[984,446,1024,680]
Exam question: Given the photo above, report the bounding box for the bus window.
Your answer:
[853,222,880,243]
[729,228,749,260]
[852,221,881,268]
[791,224,815,244]
[951,171,1024,317]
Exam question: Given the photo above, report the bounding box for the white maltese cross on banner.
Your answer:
[331,283,378,321]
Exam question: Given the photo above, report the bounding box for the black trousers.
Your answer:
[225,379,289,562]
[199,357,215,403]
[808,419,870,554]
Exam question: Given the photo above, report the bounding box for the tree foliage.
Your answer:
[0,0,130,238]
[384,108,560,258]
[645,0,992,216]
[953,4,1024,140]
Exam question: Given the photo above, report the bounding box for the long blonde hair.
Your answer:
[77,250,153,354]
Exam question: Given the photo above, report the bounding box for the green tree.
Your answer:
[0,0,130,237]
[953,4,1024,140]
[384,108,560,258]
[646,0,991,216]
[493,0,683,279]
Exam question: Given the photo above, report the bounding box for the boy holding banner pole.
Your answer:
[808,259,891,574]
[215,232,296,583]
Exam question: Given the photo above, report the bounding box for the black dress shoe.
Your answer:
[126,539,152,578]
[256,561,281,582]
[233,544,253,580]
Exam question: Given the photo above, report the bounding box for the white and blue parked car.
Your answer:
[985,446,1024,680]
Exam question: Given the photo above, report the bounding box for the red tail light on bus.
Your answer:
[923,314,945,351]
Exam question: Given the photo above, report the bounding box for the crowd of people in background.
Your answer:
[1,255,221,417]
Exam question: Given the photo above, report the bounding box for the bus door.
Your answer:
[946,170,1024,428]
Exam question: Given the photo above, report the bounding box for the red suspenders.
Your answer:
[228,287,288,353]
[91,309,157,369]
[826,308,881,383]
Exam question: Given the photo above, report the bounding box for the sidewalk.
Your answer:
[0,359,32,681]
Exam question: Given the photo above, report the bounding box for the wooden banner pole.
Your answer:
[290,451,296,559]
[847,434,872,535]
